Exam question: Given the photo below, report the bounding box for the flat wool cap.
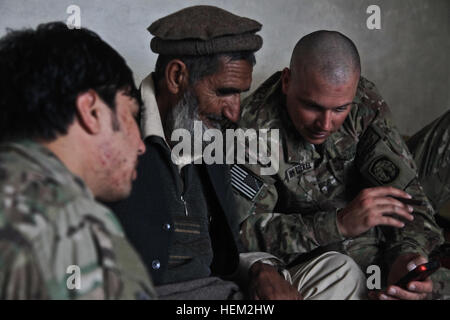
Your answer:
[148,5,263,55]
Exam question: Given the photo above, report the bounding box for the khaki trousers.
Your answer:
[284,251,367,300]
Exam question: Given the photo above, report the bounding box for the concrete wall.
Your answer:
[0,0,448,135]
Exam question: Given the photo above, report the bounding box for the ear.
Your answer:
[75,90,102,135]
[281,67,291,95]
[165,59,189,94]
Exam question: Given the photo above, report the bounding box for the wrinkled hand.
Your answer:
[369,254,433,300]
[248,262,302,300]
[337,187,414,238]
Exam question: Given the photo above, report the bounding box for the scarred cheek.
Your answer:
[112,166,129,186]
[98,142,127,172]
[108,159,132,190]
[98,142,114,166]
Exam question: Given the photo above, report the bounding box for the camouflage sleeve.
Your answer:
[0,228,47,299]
[234,166,345,263]
[354,78,444,266]
[407,109,450,211]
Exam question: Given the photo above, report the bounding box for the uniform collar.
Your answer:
[283,127,322,164]
[0,140,92,198]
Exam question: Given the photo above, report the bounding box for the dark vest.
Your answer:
[106,136,242,285]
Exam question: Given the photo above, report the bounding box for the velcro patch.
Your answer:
[369,156,400,184]
[285,163,312,182]
[230,164,264,201]
[358,135,416,189]
[357,126,384,156]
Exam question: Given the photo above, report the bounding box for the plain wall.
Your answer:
[0,0,448,135]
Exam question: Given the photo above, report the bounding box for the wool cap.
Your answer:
[148,5,263,55]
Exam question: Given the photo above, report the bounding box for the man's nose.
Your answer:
[317,110,333,131]
[222,94,241,123]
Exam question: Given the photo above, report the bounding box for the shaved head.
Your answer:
[282,30,361,144]
[290,30,361,85]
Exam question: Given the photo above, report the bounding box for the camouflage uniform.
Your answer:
[407,110,450,299]
[407,110,450,216]
[230,71,449,297]
[0,140,156,299]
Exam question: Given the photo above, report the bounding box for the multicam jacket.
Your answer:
[0,141,156,299]
[231,71,444,269]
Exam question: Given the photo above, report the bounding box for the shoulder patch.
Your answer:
[369,156,400,184]
[357,126,384,156]
[230,164,264,201]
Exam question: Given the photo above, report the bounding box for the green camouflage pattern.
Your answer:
[431,269,450,300]
[407,110,450,214]
[0,141,157,300]
[231,72,449,297]
[409,110,450,299]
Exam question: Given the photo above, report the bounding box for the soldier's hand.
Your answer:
[248,262,303,300]
[336,186,414,238]
[369,254,432,300]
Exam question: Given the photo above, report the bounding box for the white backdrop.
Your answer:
[0,0,448,135]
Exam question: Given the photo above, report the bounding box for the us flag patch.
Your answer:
[230,164,264,201]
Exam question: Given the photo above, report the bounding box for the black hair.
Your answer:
[153,51,256,85]
[0,21,141,142]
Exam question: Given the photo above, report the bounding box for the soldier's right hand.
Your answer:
[336,186,415,238]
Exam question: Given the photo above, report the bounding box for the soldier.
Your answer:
[407,110,450,222]
[0,22,156,299]
[231,30,449,300]
[106,6,367,300]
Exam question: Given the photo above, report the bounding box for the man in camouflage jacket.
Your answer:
[230,30,449,300]
[0,23,155,299]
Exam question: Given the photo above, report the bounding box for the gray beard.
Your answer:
[166,89,200,139]
[165,89,223,150]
